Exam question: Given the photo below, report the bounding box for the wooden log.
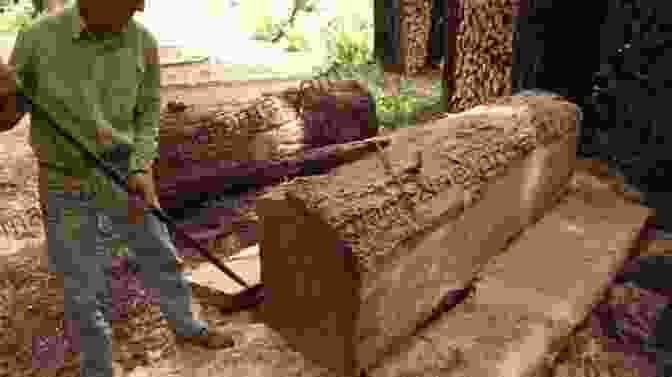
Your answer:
[156,83,378,209]
[157,95,300,164]
[368,182,651,377]
[157,136,392,210]
[256,95,579,375]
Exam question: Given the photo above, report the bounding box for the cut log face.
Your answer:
[473,191,653,329]
[256,95,579,375]
[369,183,651,377]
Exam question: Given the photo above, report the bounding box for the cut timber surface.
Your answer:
[473,189,652,332]
[369,185,651,377]
[189,244,260,296]
[256,95,579,375]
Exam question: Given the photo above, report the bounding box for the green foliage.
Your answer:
[110,240,131,258]
[314,14,443,131]
[310,0,445,131]
[252,0,319,45]
[0,1,33,33]
[373,75,443,129]
[252,14,278,41]
[321,15,372,68]
[285,30,310,52]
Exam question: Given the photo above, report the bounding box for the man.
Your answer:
[0,1,235,376]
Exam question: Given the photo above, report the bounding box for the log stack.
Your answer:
[449,0,514,112]
[256,94,579,375]
[401,0,434,75]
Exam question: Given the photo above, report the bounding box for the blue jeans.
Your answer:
[44,157,206,377]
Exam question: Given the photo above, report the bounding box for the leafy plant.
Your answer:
[252,14,279,41]
[252,0,319,44]
[313,52,443,130]
[321,15,372,68]
[0,1,33,33]
[110,239,131,258]
[285,29,310,52]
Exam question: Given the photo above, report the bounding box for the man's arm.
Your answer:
[129,41,161,173]
[0,92,27,132]
[0,35,31,132]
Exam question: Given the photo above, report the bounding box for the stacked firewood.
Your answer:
[449,0,514,112]
[401,0,433,75]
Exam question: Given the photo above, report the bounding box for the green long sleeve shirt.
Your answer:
[12,1,161,209]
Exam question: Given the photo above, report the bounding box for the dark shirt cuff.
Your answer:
[15,92,33,113]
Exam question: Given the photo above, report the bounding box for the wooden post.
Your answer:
[441,0,459,112]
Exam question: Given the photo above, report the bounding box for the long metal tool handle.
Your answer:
[15,91,251,289]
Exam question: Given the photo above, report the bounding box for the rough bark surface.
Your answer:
[257,95,578,375]
[156,84,378,209]
[156,95,299,168]
[449,0,514,112]
[400,0,434,75]
[262,95,575,274]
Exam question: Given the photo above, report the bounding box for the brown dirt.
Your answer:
[0,116,44,257]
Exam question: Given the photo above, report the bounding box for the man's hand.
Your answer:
[97,127,114,146]
[0,61,22,132]
[127,170,160,224]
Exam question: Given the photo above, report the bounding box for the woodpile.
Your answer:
[256,94,579,375]
[449,0,514,112]
[400,0,434,75]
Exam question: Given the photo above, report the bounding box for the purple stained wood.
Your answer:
[157,136,386,210]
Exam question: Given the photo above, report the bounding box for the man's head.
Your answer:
[78,0,145,33]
